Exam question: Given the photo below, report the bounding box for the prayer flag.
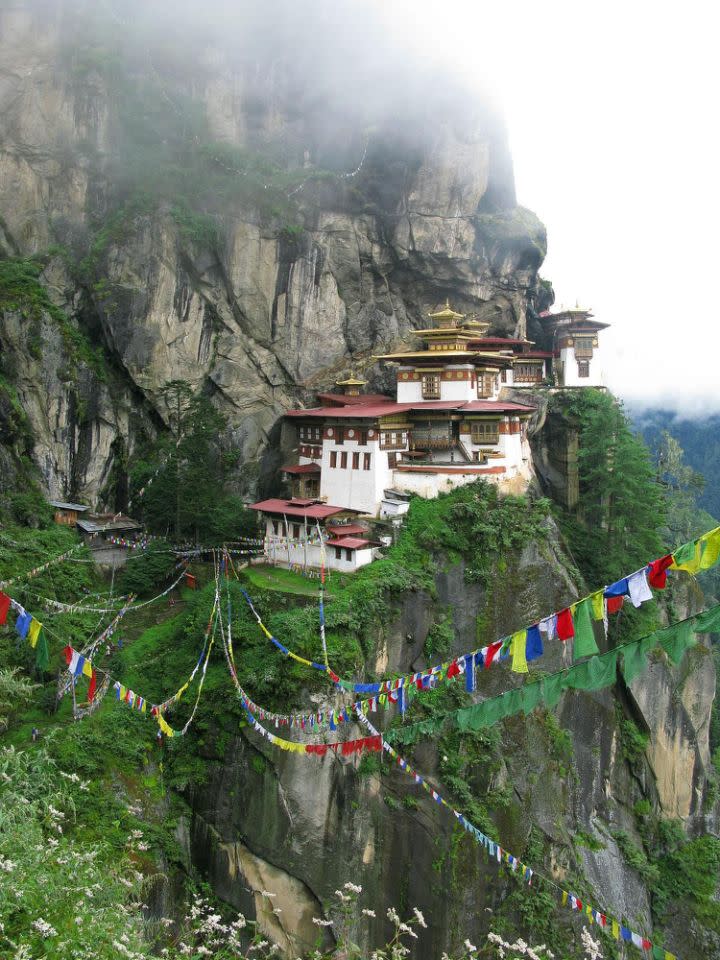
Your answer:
[510,630,528,673]
[648,554,673,589]
[607,595,624,614]
[556,608,574,641]
[35,630,49,672]
[27,617,42,649]
[628,569,653,607]
[0,591,10,626]
[700,528,720,571]
[525,625,543,661]
[573,598,599,659]
[88,669,97,703]
[15,609,31,639]
[590,590,605,621]
[604,578,629,598]
[671,538,703,574]
[484,641,503,669]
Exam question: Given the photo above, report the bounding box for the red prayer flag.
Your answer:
[63,645,73,665]
[0,591,10,626]
[647,554,673,589]
[556,608,574,641]
[607,596,624,614]
[87,669,97,703]
[446,660,461,679]
[484,641,503,668]
[642,939,651,950]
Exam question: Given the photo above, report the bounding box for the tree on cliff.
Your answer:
[131,380,256,543]
[555,390,666,587]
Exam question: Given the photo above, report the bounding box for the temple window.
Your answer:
[471,421,500,444]
[330,451,337,468]
[574,338,594,359]
[421,374,440,399]
[578,360,590,378]
[352,452,360,469]
[340,451,348,468]
[477,373,496,398]
[364,452,372,470]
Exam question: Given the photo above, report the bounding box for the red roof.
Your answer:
[287,401,412,419]
[326,522,367,535]
[325,536,374,549]
[281,463,321,474]
[473,337,529,346]
[250,499,349,519]
[459,400,536,413]
[516,350,553,359]
[286,398,535,419]
[315,392,390,406]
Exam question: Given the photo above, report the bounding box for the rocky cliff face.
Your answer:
[182,530,717,960]
[0,0,546,504]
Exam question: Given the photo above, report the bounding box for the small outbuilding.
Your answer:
[49,500,90,526]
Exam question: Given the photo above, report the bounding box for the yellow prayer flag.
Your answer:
[174,681,189,702]
[561,891,568,906]
[586,904,593,921]
[27,618,42,649]
[700,528,720,571]
[82,659,93,678]
[157,713,175,738]
[664,952,677,960]
[590,591,605,621]
[510,630,529,674]
[611,920,619,939]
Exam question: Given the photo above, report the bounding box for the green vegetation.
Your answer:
[243,563,335,598]
[0,256,106,377]
[129,379,257,542]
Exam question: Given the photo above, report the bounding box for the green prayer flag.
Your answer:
[35,629,50,673]
[659,620,696,665]
[583,649,618,690]
[541,672,565,709]
[520,680,544,715]
[694,604,720,634]
[622,640,648,684]
[671,538,703,574]
[573,598,600,660]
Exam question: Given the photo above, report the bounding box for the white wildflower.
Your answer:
[32,918,58,938]
[464,939,477,953]
[343,881,362,894]
[362,908,376,918]
[387,907,401,925]
[412,907,427,928]
[312,917,333,927]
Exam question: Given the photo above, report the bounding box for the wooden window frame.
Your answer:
[293,523,300,540]
[340,451,348,469]
[330,451,337,468]
[577,359,590,378]
[471,421,500,444]
[574,338,594,359]
[335,547,342,560]
[345,549,352,562]
[421,373,441,399]
[352,451,360,470]
[364,452,372,470]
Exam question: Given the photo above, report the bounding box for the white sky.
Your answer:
[381,0,720,412]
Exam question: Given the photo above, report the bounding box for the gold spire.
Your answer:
[428,299,465,327]
[335,372,367,396]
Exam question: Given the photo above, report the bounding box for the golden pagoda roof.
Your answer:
[428,300,465,325]
[335,374,367,386]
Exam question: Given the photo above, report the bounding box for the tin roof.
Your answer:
[250,498,351,520]
[281,463,322,474]
[48,500,90,512]
[77,514,142,534]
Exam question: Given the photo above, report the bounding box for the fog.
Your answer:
[45,1,720,412]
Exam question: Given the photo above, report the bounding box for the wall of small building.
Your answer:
[319,435,392,516]
[558,348,605,387]
[262,521,376,573]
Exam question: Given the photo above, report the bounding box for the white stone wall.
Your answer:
[558,347,605,387]
[319,437,393,516]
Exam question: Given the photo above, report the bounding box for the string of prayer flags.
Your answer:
[35,630,50,672]
[671,537,703,574]
[0,543,83,590]
[525,625,543,662]
[647,554,673,589]
[357,713,675,959]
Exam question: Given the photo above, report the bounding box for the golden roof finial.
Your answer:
[428,301,465,327]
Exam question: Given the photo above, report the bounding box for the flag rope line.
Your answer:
[236,524,720,725]
[0,543,85,589]
[355,709,673,959]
